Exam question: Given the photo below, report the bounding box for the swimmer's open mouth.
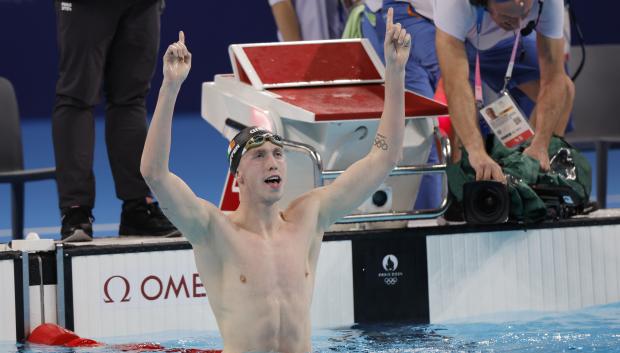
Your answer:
[264,175,281,185]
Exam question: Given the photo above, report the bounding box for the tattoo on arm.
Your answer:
[374,133,389,151]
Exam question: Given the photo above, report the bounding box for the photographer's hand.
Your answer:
[523,143,550,172]
[468,150,506,182]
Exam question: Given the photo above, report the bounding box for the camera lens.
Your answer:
[475,189,500,215]
[463,181,509,224]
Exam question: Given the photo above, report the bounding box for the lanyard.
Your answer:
[474,7,521,107]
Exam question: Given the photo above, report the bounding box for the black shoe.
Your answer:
[119,199,181,237]
[61,207,94,242]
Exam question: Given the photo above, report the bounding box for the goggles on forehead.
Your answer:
[241,132,284,156]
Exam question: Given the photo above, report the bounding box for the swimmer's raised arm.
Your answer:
[141,31,217,244]
[311,8,411,228]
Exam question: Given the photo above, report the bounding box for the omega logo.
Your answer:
[103,276,131,303]
[102,273,206,303]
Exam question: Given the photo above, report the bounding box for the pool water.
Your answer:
[4,302,620,352]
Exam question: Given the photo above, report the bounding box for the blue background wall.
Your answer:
[0,0,279,117]
[1,1,619,118]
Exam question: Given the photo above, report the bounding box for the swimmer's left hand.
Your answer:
[383,7,411,73]
[163,30,192,85]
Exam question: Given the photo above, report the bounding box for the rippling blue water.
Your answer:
[4,302,620,352]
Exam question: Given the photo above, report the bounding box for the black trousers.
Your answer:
[52,0,164,210]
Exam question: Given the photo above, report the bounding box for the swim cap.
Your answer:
[227,127,284,174]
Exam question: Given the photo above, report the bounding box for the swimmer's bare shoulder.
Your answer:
[282,191,323,231]
[153,182,223,246]
[282,186,344,235]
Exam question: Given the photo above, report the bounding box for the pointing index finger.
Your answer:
[387,7,393,30]
[179,30,185,44]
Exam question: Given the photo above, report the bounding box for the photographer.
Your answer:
[435,0,574,180]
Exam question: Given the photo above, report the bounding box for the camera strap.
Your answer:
[475,7,532,147]
[474,7,522,105]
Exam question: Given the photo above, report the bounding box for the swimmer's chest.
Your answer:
[225,230,312,289]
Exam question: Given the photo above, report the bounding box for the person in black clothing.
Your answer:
[53,0,178,241]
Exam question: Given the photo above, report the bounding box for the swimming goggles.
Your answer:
[241,132,284,156]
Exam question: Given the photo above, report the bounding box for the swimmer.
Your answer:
[141,8,410,353]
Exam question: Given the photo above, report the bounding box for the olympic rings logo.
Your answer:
[374,137,388,150]
[384,277,398,286]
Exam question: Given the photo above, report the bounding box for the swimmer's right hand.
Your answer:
[468,150,506,183]
[383,7,411,74]
[163,30,192,85]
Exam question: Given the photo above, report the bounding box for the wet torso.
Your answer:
[189,201,323,353]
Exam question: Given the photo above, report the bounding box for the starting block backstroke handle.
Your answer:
[282,128,452,223]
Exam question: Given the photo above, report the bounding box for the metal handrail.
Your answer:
[337,196,450,223]
[283,127,452,223]
[37,255,45,324]
[322,163,447,181]
[281,140,324,188]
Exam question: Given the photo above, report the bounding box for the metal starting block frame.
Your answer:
[202,39,451,223]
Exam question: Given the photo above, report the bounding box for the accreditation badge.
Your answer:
[480,91,534,148]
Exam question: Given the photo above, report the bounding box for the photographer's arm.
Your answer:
[522,33,574,171]
[436,28,505,182]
